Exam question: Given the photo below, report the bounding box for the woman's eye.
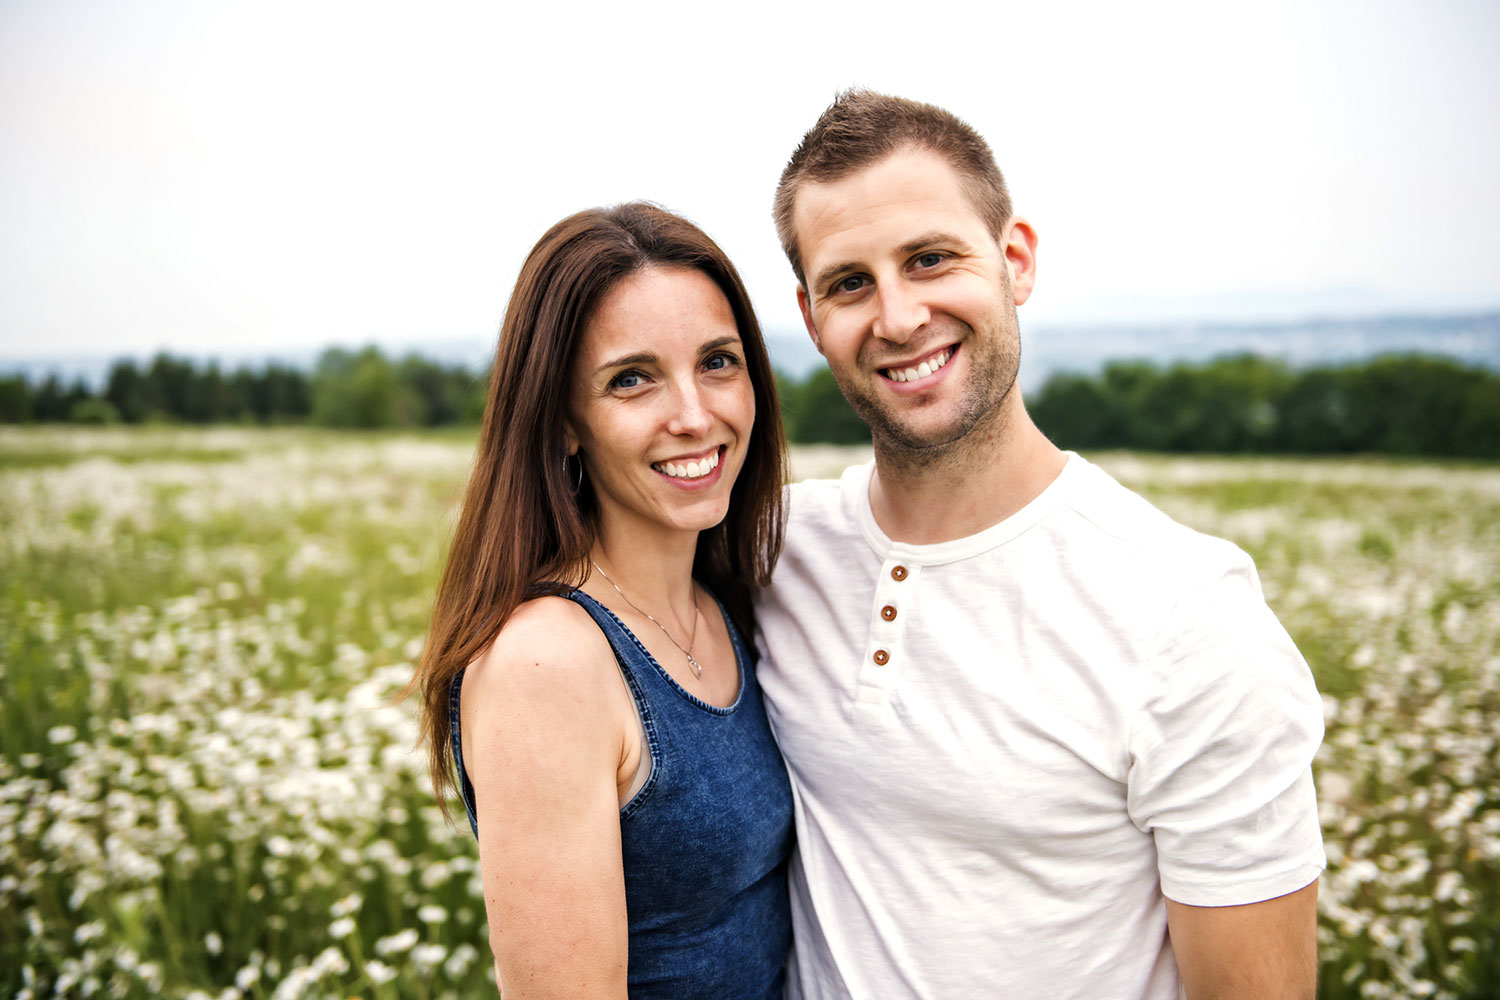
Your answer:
[611,371,645,390]
[704,352,739,371]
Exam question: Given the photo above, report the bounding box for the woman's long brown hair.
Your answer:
[410,203,787,819]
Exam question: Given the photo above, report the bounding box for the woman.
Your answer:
[411,203,792,999]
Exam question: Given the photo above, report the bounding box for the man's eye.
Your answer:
[836,275,866,294]
[915,252,945,269]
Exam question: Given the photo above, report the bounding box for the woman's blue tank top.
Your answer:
[449,587,793,999]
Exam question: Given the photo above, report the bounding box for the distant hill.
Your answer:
[1018,311,1500,391]
[772,310,1500,389]
[5,312,1498,392]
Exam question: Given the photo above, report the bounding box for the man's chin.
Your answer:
[860,391,1014,462]
[867,413,976,458]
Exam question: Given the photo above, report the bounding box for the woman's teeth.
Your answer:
[885,348,953,383]
[654,450,720,479]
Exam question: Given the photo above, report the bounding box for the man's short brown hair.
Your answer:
[773,89,1013,287]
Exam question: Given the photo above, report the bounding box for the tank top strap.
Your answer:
[449,668,479,837]
[558,585,668,758]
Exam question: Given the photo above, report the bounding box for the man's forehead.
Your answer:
[793,148,989,271]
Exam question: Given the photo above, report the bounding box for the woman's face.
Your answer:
[566,265,756,543]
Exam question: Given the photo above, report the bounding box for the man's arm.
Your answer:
[1165,880,1319,1000]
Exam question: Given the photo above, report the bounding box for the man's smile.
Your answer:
[879,345,956,384]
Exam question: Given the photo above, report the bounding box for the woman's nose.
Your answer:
[665,383,714,437]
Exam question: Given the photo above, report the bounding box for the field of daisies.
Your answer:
[2,427,1496,999]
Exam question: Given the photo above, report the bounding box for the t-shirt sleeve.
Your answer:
[1125,545,1327,907]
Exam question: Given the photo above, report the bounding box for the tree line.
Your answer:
[2,349,1498,458]
[0,348,485,428]
[1026,354,1500,458]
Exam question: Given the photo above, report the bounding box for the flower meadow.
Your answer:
[2,428,1496,999]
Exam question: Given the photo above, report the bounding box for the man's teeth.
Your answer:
[885,348,952,383]
[654,450,720,479]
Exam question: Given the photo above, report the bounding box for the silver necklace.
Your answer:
[589,557,702,678]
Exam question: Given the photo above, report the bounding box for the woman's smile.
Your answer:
[652,445,725,482]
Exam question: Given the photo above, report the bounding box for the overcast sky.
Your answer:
[2,0,1498,365]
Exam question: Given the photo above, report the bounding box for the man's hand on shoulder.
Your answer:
[1165,880,1319,1000]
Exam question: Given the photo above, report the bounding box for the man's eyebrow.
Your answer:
[810,259,862,295]
[898,231,972,255]
[592,351,656,376]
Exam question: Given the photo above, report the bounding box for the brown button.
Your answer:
[890,565,908,581]
[873,649,890,665]
[881,605,897,621]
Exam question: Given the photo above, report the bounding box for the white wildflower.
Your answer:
[234,964,260,990]
[375,927,419,957]
[310,946,349,976]
[411,943,447,974]
[365,959,397,986]
[73,921,105,945]
[329,891,363,917]
[444,943,479,980]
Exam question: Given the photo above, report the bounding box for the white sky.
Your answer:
[2,0,1498,362]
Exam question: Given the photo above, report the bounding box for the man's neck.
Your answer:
[867,398,1067,546]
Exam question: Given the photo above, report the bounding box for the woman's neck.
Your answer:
[588,515,701,619]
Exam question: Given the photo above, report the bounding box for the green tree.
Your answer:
[144,354,195,420]
[103,360,149,422]
[68,397,120,424]
[397,355,481,426]
[311,346,421,428]
[0,376,31,422]
[31,376,90,422]
[788,368,871,444]
[262,364,312,421]
[1027,372,1124,449]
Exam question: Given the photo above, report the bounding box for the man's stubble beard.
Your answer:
[833,302,1022,472]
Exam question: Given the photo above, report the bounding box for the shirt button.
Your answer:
[881,605,897,621]
[873,649,890,665]
[891,565,908,581]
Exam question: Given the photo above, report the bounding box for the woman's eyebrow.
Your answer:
[592,351,656,376]
[698,335,742,355]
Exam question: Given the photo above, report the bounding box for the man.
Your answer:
[754,90,1325,999]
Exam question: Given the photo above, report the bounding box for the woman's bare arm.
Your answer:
[461,597,636,999]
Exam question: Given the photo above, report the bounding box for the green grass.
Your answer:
[2,431,1496,999]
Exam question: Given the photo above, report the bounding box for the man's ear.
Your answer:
[796,284,824,354]
[1002,217,1039,307]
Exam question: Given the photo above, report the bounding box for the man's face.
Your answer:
[793,147,1036,458]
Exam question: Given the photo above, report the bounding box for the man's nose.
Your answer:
[872,280,929,344]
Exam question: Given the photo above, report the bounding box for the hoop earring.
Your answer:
[564,453,583,493]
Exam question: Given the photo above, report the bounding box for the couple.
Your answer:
[410,91,1326,999]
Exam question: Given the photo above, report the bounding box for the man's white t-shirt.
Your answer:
[755,454,1325,999]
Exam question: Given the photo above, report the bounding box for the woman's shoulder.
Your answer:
[462,593,620,714]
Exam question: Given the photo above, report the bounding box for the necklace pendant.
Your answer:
[686,654,703,679]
